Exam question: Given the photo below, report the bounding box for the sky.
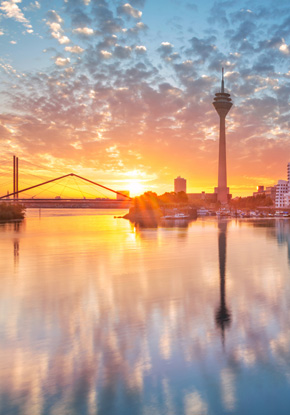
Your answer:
[1,0,290,197]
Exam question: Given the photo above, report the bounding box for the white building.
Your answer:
[284,192,290,207]
[174,176,186,193]
[275,180,289,208]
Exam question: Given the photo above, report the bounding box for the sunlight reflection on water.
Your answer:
[0,210,290,414]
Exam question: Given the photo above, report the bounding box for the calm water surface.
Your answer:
[1,209,290,414]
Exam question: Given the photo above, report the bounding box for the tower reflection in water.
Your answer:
[215,220,231,345]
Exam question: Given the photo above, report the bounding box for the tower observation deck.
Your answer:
[213,68,233,204]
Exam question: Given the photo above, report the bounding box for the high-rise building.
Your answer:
[213,69,233,205]
[274,163,290,208]
[284,192,290,207]
[174,176,186,193]
[275,180,288,208]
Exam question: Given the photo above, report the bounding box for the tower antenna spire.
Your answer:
[221,67,224,93]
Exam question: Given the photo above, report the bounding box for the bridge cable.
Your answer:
[30,182,65,199]
[27,179,104,199]
[82,182,110,199]
[73,175,86,199]
[0,173,131,200]
[59,176,71,198]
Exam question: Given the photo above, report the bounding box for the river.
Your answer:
[0,209,290,414]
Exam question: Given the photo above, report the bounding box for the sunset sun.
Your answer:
[127,181,144,197]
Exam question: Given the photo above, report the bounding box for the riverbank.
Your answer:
[123,206,197,226]
[0,203,26,220]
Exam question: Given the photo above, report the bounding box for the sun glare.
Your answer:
[127,181,144,197]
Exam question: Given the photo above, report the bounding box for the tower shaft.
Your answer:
[213,70,232,205]
[217,115,228,203]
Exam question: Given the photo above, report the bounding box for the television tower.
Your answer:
[213,68,233,204]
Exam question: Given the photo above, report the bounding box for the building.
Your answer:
[273,163,290,208]
[284,192,290,207]
[253,185,265,197]
[116,191,130,200]
[252,184,276,203]
[174,176,186,193]
[187,192,217,203]
[275,180,288,208]
[265,186,276,201]
[213,69,233,204]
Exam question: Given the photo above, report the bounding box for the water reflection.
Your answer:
[215,221,231,346]
[275,220,290,263]
[13,239,19,265]
[0,213,290,414]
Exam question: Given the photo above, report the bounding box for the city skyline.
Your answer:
[1,0,290,197]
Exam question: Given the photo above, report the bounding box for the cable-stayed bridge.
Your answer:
[0,157,132,208]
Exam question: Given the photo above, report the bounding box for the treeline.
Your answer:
[133,191,274,211]
[133,191,188,211]
[230,193,273,209]
[0,203,26,220]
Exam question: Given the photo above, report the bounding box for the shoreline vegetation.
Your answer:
[123,191,275,225]
[123,191,197,226]
[0,203,26,221]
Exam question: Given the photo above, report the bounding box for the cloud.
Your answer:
[73,27,94,36]
[126,21,148,37]
[46,11,70,45]
[0,0,33,33]
[157,42,174,58]
[31,1,40,8]
[100,50,112,59]
[252,54,276,74]
[68,8,92,28]
[135,45,147,54]
[99,19,123,34]
[172,60,197,85]
[46,9,62,23]
[114,44,132,59]
[91,1,123,34]
[23,1,40,11]
[279,39,290,55]
[55,57,70,66]
[0,61,18,75]
[0,0,29,23]
[96,34,117,51]
[124,63,157,84]
[187,36,216,62]
[117,3,142,19]
[65,45,84,53]
[228,20,257,47]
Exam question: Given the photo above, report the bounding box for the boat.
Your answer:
[197,208,210,216]
[162,213,190,219]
